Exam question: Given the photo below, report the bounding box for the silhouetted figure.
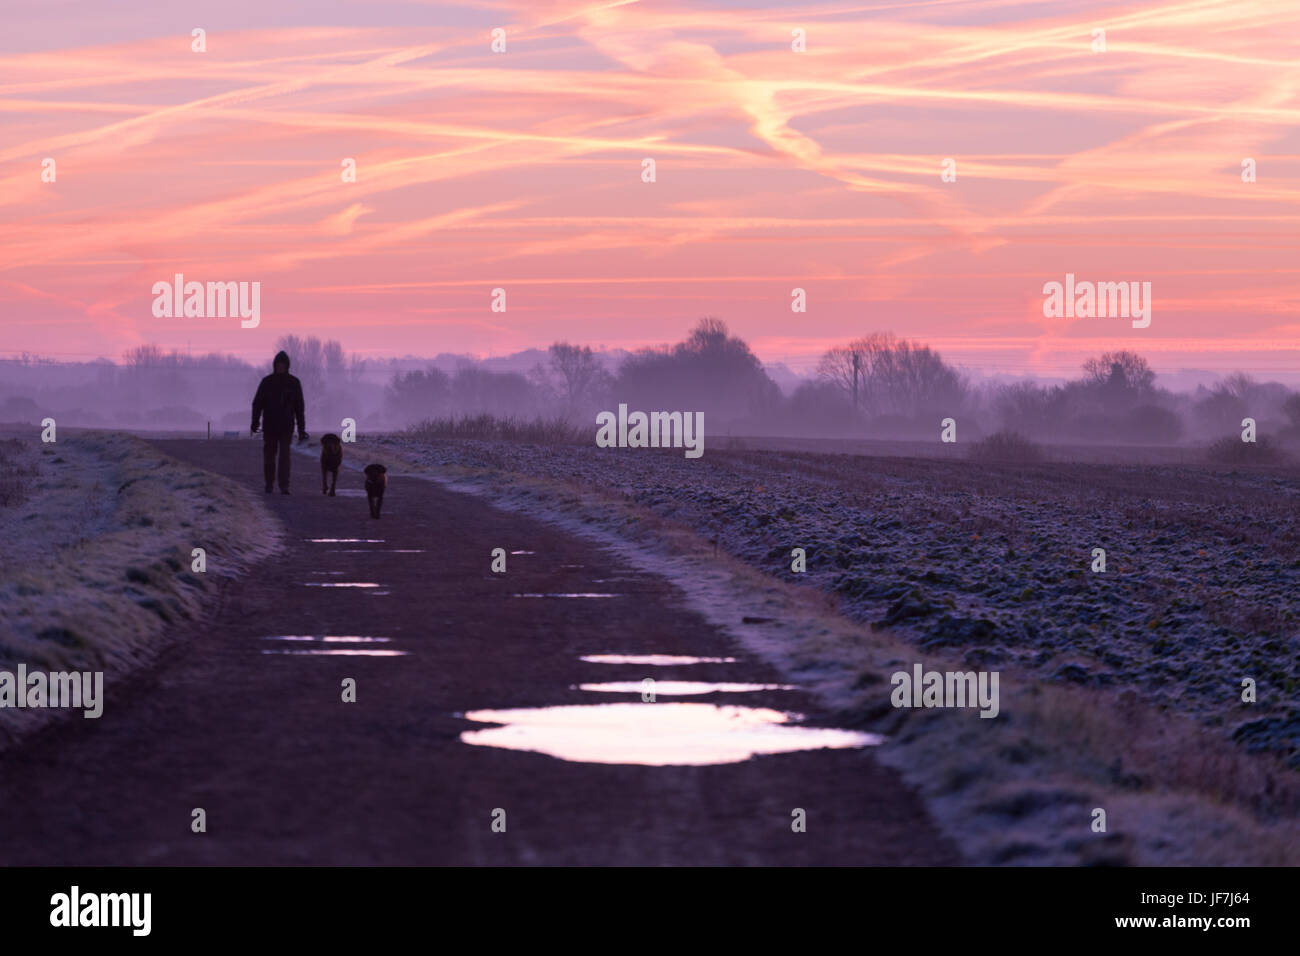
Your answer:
[320,433,342,496]
[364,464,387,518]
[251,350,307,494]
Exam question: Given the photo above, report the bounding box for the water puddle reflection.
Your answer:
[308,538,384,543]
[582,655,738,660]
[262,635,392,643]
[328,549,426,553]
[511,593,621,599]
[578,681,794,695]
[459,703,882,766]
[261,649,407,657]
[302,582,380,588]
[582,650,743,665]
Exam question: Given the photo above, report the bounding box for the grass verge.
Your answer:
[0,432,282,748]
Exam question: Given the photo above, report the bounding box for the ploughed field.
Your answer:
[381,436,1300,769]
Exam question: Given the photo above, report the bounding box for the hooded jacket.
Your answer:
[252,351,307,436]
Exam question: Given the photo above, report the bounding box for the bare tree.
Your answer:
[817,333,965,416]
[1194,387,1247,433]
[123,344,179,368]
[275,335,320,388]
[323,339,346,384]
[275,335,354,391]
[449,366,537,415]
[347,354,367,387]
[1081,351,1155,392]
[384,367,450,424]
[615,318,779,425]
[548,342,608,411]
[872,339,966,415]
[816,332,898,411]
[1283,392,1300,429]
[994,380,1060,436]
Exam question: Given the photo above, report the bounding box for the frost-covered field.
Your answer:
[0,433,280,746]
[378,436,1300,770]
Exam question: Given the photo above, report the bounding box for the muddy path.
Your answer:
[0,439,958,865]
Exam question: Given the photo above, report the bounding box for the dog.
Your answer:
[363,463,388,519]
[320,433,343,496]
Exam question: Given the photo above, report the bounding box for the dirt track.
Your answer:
[0,439,958,865]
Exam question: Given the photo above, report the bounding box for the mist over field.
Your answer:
[5,320,1300,459]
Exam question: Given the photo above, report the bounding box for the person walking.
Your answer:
[251,350,308,493]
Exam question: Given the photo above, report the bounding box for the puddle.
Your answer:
[328,549,426,553]
[302,582,380,588]
[367,590,393,596]
[509,550,535,555]
[581,654,737,665]
[262,635,392,643]
[459,703,883,766]
[577,681,793,695]
[511,593,622,599]
[261,649,408,657]
[308,538,384,543]
[560,564,586,569]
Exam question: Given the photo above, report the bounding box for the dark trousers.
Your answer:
[263,431,292,490]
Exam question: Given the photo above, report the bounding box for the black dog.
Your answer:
[320,434,343,496]
[363,464,387,519]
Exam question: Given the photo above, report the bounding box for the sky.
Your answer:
[2,0,1298,379]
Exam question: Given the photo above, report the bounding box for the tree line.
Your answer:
[3,321,1299,445]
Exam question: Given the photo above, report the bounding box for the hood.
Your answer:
[273,350,291,371]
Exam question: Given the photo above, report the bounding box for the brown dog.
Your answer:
[320,434,343,496]
[363,463,387,518]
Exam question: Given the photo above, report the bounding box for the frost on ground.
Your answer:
[0,433,281,747]
[367,434,1300,865]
